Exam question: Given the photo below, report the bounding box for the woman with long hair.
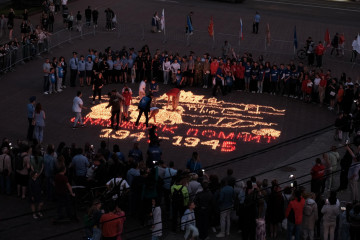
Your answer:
[33,103,45,144]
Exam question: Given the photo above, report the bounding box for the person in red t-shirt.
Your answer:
[100,202,123,240]
[310,158,325,195]
[315,41,325,68]
[236,62,245,90]
[166,88,180,111]
[319,75,327,106]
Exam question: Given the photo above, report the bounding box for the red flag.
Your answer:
[324,29,331,47]
[208,16,214,37]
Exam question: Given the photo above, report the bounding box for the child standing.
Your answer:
[28,171,44,219]
[49,68,56,94]
[182,202,199,240]
[151,199,162,240]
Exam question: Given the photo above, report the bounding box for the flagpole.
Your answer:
[212,33,215,49]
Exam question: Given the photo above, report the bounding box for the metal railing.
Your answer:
[0,21,358,74]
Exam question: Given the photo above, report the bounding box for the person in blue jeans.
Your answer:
[285,190,305,240]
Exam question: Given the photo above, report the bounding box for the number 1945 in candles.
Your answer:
[172,136,236,152]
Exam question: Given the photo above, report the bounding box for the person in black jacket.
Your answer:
[195,182,213,240]
[85,6,92,26]
[92,72,103,104]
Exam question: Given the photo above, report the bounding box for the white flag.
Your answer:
[356,34,360,54]
[161,9,165,31]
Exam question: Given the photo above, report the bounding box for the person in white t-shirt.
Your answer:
[138,78,147,100]
[72,91,87,129]
[106,175,130,200]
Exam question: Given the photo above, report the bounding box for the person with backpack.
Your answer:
[285,190,305,240]
[302,192,318,240]
[15,144,30,199]
[171,177,189,232]
[135,93,152,127]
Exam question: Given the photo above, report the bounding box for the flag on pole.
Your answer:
[161,9,165,32]
[266,23,271,46]
[324,29,331,47]
[356,33,360,54]
[208,16,214,37]
[293,26,298,49]
[187,14,193,33]
[240,18,243,40]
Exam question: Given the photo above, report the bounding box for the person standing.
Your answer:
[212,63,225,96]
[351,36,359,62]
[85,6,92,26]
[310,158,325,195]
[0,147,12,195]
[162,57,171,84]
[43,58,51,94]
[252,11,260,34]
[72,91,87,129]
[149,79,159,106]
[345,145,360,202]
[138,78,147,100]
[302,193,318,240]
[27,96,36,141]
[315,41,325,68]
[330,33,340,56]
[34,103,46,144]
[7,8,15,40]
[69,52,78,87]
[151,199,162,240]
[92,8,99,27]
[216,179,234,238]
[28,171,44,219]
[285,190,305,240]
[106,89,124,130]
[92,72,104,104]
[78,55,86,87]
[100,201,123,240]
[321,195,340,240]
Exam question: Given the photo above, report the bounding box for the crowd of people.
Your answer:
[0,133,360,240]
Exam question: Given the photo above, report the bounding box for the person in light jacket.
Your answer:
[321,195,340,240]
[302,192,318,240]
[151,198,162,240]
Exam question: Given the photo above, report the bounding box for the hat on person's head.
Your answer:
[29,96,36,102]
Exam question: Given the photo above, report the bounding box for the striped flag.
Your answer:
[294,26,298,49]
[324,29,331,47]
[187,14,193,33]
[208,16,214,37]
[161,9,165,31]
[240,18,243,40]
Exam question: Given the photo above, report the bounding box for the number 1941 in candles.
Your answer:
[172,136,236,152]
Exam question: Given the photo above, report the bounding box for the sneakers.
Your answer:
[212,227,217,233]
[33,214,38,219]
[38,212,43,217]
[216,233,225,238]
[44,91,49,95]
[57,89,63,92]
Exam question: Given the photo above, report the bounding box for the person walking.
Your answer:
[72,91,87,129]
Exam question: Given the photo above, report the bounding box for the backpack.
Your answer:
[172,185,184,207]
[303,203,314,216]
[15,153,25,171]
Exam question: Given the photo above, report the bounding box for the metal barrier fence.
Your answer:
[0,21,358,74]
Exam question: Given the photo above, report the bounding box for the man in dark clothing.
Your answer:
[212,63,225,96]
[135,94,152,127]
[337,146,354,191]
[195,182,213,240]
[92,8,99,27]
[135,51,144,82]
[85,6,92,26]
[92,72,103,104]
[106,89,124,129]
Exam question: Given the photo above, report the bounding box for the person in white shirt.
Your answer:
[72,91,87,129]
[351,36,359,62]
[138,78,147,100]
[106,175,130,200]
[162,57,171,84]
[170,59,180,84]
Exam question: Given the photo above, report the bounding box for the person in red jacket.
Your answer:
[285,190,305,240]
[311,158,325,195]
[236,62,245,90]
[315,41,325,68]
